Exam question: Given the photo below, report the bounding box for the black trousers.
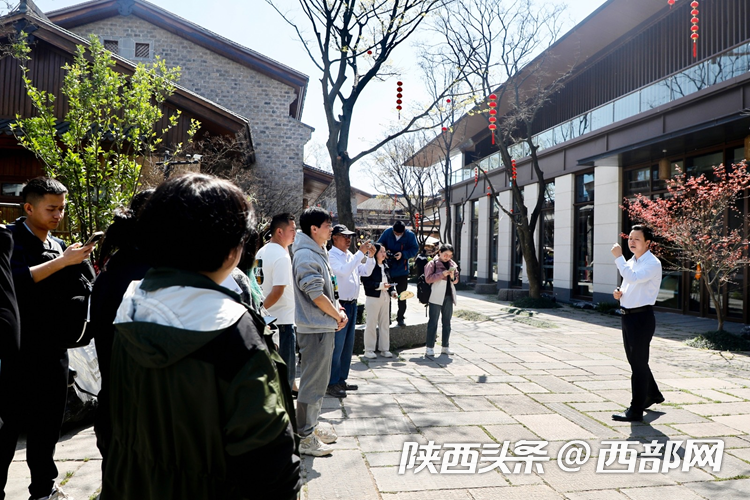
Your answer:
[0,350,68,500]
[621,311,662,413]
[393,275,409,322]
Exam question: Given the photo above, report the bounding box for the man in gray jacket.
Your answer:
[292,207,347,456]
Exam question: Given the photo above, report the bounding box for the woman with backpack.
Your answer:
[424,243,459,357]
[361,243,397,359]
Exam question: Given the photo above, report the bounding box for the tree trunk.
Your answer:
[332,154,356,247]
[704,275,725,332]
[514,199,542,299]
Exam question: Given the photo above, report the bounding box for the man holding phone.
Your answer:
[377,220,419,327]
[327,224,375,398]
[1,177,95,500]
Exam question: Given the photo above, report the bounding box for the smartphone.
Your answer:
[84,231,105,247]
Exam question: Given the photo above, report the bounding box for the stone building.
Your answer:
[46,0,313,212]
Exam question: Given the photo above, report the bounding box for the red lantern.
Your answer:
[690,1,699,58]
[367,50,372,55]
[441,127,448,132]
[473,166,479,186]
[396,81,404,118]
[446,98,451,103]
[487,93,497,145]
[511,159,517,186]
[486,186,491,197]
[415,212,421,230]
[668,0,675,6]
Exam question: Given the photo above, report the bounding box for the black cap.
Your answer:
[393,221,406,233]
[332,224,355,236]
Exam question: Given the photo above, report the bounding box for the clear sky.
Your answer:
[27,0,609,194]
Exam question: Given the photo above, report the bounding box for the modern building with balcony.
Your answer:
[413,0,750,324]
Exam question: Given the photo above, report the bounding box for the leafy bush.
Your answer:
[595,302,620,314]
[511,297,560,309]
[685,331,750,352]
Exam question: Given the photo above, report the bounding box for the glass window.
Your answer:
[543,182,555,209]
[454,204,462,262]
[641,80,671,110]
[574,204,594,298]
[687,151,723,178]
[625,167,651,196]
[613,92,639,122]
[655,272,682,310]
[575,172,595,203]
[540,210,554,291]
[489,198,499,282]
[470,200,479,281]
[511,223,523,288]
[1,183,23,197]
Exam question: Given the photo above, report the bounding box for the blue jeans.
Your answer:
[329,301,358,386]
[277,324,296,391]
[426,295,453,348]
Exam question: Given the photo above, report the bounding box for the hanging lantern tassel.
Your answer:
[691,1,699,58]
[396,81,403,119]
[695,263,702,280]
[488,93,497,145]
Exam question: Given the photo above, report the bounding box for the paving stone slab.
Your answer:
[571,402,626,412]
[451,396,498,412]
[575,380,633,391]
[727,447,750,462]
[410,410,515,428]
[358,434,427,453]
[684,479,750,500]
[711,415,750,434]
[670,421,744,438]
[419,425,495,445]
[383,489,475,499]
[720,388,750,399]
[565,490,629,500]
[303,449,380,500]
[56,459,102,500]
[371,466,509,492]
[515,414,597,441]
[545,403,622,439]
[532,393,606,404]
[483,424,542,443]
[620,484,708,500]
[510,382,550,394]
[682,402,750,417]
[435,383,523,397]
[330,416,418,436]
[692,389,745,402]
[468,484,564,499]
[488,395,555,415]
[366,451,409,468]
[537,460,676,492]
[659,378,742,390]
[407,377,442,394]
[393,393,458,412]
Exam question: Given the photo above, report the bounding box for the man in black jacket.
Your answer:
[0,177,94,500]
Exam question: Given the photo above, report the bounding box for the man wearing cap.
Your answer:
[378,221,419,327]
[327,225,375,398]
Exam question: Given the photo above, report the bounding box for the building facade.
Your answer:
[423,0,750,323]
[46,0,313,213]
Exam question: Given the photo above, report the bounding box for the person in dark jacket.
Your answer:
[0,225,21,497]
[88,189,153,472]
[102,173,300,500]
[361,243,397,358]
[377,221,419,326]
[1,177,94,500]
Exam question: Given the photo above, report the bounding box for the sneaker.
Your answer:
[442,347,454,355]
[364,351,377,359]
[325,384,346,398]
[425,347,434,357]
[314,425,338,444]
[32,485,71,500]
[343,382,358,390]
[299,433,334,456]
[381,351,393,358]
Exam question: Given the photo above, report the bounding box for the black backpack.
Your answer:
[417,273,431,305]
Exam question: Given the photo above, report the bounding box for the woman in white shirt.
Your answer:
[361,243,397,359]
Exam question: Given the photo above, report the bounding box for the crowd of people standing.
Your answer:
[0,174,460,499]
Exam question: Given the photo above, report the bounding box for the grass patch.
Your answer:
[454,310,492,322]
[685,331,750,352]
[60,470,75,486]
[89,488,102,500]
[513,316,558,329]
[510,296,561,309]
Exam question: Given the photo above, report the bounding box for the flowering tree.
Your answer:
[624,162,750,331]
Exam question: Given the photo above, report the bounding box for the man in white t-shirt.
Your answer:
[256,213,297,390]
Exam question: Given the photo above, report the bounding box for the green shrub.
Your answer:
[595,301,620,314]
[685,331,750,352]
[510,297,560,309]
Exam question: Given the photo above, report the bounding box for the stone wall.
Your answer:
[69,15,312,212]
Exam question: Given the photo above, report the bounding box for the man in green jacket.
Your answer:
[102,174,300,500]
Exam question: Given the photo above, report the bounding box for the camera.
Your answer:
[386,250,395,260]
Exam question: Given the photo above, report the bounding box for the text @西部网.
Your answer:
[398,439,724,475]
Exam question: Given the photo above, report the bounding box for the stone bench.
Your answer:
[352,321,428,354]
[496,288,530,301]
[474,283,498,295]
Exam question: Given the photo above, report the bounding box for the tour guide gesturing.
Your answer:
[611,224,665,422]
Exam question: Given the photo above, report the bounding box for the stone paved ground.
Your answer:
[6,288,750,499]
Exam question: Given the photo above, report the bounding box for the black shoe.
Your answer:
[325,384,346,398]
[397,319,406,327]
[612,408,643,422]
[644,395,665,409]
[343,382,358,391]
